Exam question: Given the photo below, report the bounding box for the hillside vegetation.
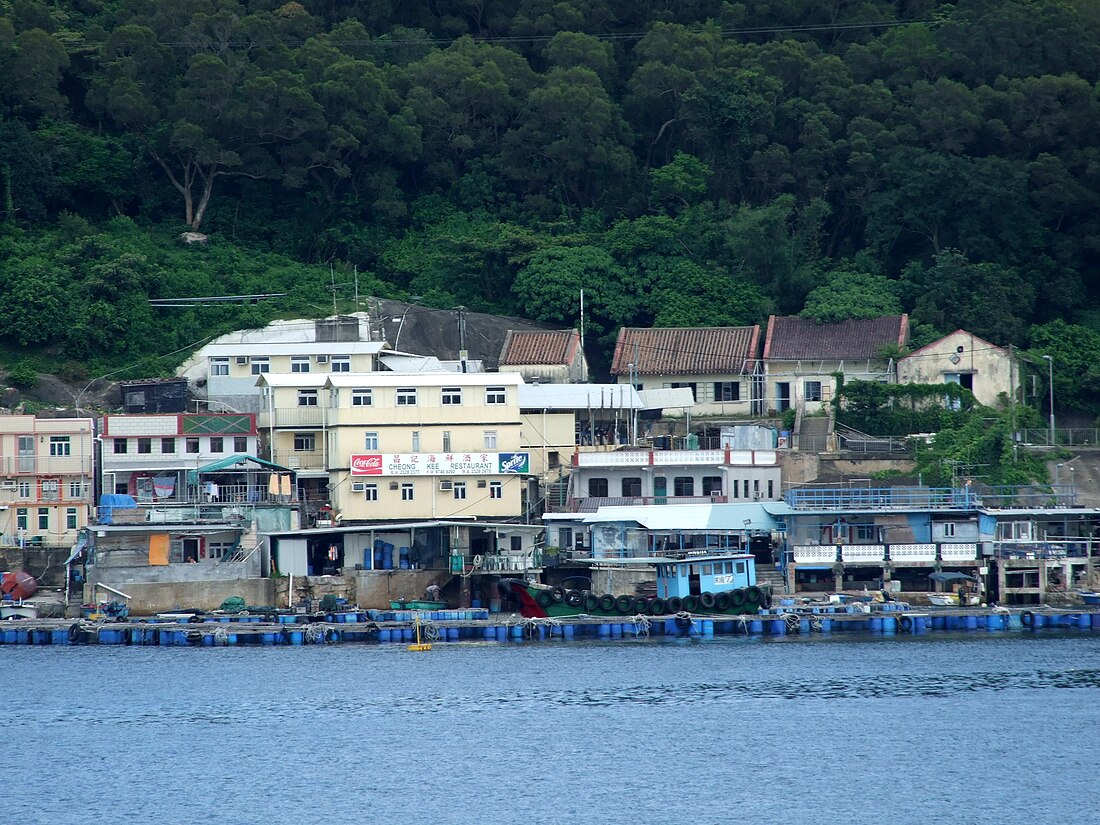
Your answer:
[2,0,1100,410]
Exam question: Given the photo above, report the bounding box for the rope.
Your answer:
[303,623,326,643]
[629,614,651,636]
[810,615,823,632]
[733,614,752,634]
[212,625,229,645]
[419,620,440,642]
[519,616,562,638]
[783,613,802,632]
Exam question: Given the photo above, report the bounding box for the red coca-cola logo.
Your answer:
[350,454,383,475]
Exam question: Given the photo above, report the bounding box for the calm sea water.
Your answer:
[9,632,1100,825]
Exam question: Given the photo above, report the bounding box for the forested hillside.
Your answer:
[1,0,1099,410]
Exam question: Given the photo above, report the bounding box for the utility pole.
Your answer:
[456,306,468,373]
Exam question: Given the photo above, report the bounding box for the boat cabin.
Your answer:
[656,553,757,600]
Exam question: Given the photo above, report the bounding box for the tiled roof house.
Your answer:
[897,329,1017,407]
[498,329,587,383]
[610,326,762,416]
[762,314,908,412]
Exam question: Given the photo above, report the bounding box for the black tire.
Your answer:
[68,623,83,644]
[699,592,716,610]
[648,598,667,615]
[535,591,554,608]
[714,592,732,611]
[1021,610,1035,627]
[682,595,699,613]
[898,615,914,633]
[615,595,634,614]
[675,616,692,630]
[731,589,747,608]
[564,589,584,608]
[632,597,649,614]
[583,592,600,612]
[666,596,683,613]
[745,585,763,605]
[597,593,616,612]
[762,587,773,609]
[550,586,566,604]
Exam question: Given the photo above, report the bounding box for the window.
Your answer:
[49,436,71,457]
[41,479,60,501]
[703,564,713,576]
[767,480,774,498]
[68,480,83,499]
[186,438,200,454]
[396,387,417,406]
[210,437,224,453]
[485,386,506,405]
[331,355,351,373]
[401,483,414,501]
[16,508,27,530]
[441,387,462,405]
[489,481,502,499]
[211,357,230,376]
[17,481,30,498]
[351,388,372,407]
[743,479,749,499]
[364,484,378,501]
[713,382,741,402]
[735,561,746,575]
[234,436,248,453]
[483,430,497,449]
[66,508,78,530]
[250,357,270,375]
[943,522,956,537]
[753,479,760,497]
[622,477,642,497]
[293,434,314,452]
[113,439,128,454]
[411,431,421,452]
[291,356,310,373]
[674,476,695,496]
[442,431,452,452]
[161,438,176,454]
[137,438,152,454]
[38,508,49,530]
[702,476,723,496]
[364,432,379,450]
[731,479,739,499]
[588,478,609,497]
[453,481,467,500]
[298,389,319,406]
[804,380,823,402]
[855,524,876,542]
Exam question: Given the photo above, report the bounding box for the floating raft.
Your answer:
[1,607,1098,647]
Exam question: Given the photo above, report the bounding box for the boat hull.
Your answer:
[499,580,769,619]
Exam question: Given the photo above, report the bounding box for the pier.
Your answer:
[3,605,1100,647]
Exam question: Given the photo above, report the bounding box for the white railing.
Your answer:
[941,543,978,560]
[889,543,937,562]
[575,448,778,468]
[842,544,886,562]
[793,545,838,563]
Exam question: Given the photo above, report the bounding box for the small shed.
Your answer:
[120,378,190,414]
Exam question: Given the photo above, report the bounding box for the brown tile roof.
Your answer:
[499,329,581,366]
[610,326,760,376]
[763,314,909,361]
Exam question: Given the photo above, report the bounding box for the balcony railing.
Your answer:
[573,448,776,468]
[786,487,977,511]
[790,542,979,564]
[569,495,728,512]
[995,540,1095,559]
[131,483,296,507]
[0,455,93,475]
[274,450,327,471]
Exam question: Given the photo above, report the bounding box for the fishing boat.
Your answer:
[499,552,770,619]
[927,593,981,607]
[0,600,38,620]
[1078,591,1100,605]
[389,599,446,610]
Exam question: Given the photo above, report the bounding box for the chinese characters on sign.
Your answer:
[350,452,529,476]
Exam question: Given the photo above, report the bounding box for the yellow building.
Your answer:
[897,330,1018,407]
[0,415,94,547]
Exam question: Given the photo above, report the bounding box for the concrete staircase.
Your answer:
[797,415,832,453]
[755,565,787,595]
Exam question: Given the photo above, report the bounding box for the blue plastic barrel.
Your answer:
[598,623,611,639]
[800,619,812,635]
[702,619,714,638]
[1091,613,1100,629]
[496,626,508,642]
[750,619,763,634]
[511,624,523,640]
[870,617,883,633]
[379,628,391,642]
[52,629,70,645]
[563,625,575,640]
[820,619,832,634]
[771,618,786,635]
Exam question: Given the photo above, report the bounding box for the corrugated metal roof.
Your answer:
[575,502,782,532]
[610,326,760,375]
[763,315,909,360]
[499,330,580,366]
[519,383,642,410]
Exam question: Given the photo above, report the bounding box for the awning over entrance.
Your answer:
[186,454,293,484]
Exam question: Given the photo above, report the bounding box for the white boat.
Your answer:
[0,601,39,620]
[928,593,980,607]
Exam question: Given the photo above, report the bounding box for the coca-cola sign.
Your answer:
[350,454,383,475]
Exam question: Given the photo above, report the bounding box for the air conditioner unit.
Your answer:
[235,356,249,365]
[389,481,399,490]
[316,355,329,364]
[439,480,453,491]
[477,480,487,488]
[753,493,762,500]
[351,482,366,492]
[0,480,16,490]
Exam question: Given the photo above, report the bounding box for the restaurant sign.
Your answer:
[350,452,530,476]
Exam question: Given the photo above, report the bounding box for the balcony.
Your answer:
[786,487,977,511]
[790,542,978,564]
[128,483,296,508]
[568,495,728,512]
[573,448,776,468]
[275,450,327,472]
[0,455,93,475]
[261,408,327,428]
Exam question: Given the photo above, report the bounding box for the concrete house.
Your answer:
[897,330,1018,407]
[610,326,762,416]
[498,329,588,384]
[762,315,909,413]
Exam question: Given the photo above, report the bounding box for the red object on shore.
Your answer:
[1,571,37,600]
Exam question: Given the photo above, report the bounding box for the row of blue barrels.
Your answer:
[0,625,351,646]
[765,603,910,615]
[370,540,411,570]
[368,609,490,622]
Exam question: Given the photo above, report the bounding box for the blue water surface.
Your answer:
[9,632,1100,825]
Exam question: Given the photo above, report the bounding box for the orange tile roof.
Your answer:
[499,329,581,366]
[610,326,760,376]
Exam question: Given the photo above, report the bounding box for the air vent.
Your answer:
[477,480,487,488]
[316,355,329,364]
[235,356,249,365]
[389,481,399,490]
[439,480,453,491]
[351,482,366,492]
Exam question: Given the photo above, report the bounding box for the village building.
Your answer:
[498,329,588,384]
[762,314,909,413]
[610,326,762,417]
[896,329,1018,407]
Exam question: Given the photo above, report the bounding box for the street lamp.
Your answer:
[1041,355,1055,446]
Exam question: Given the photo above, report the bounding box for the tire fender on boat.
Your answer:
[615,594,634,614]
[898,615,914,633]
[597,593,616,612]
[564,589,584,608]
[550,586,565,604]
[699,592,716,610]
[714,592,732,611]
[535,591,555,608]
[1021,610,1035,627]
[745,585,763,605]
[666,596,683,613]
[730,589,747,608]
[648,598,667,615]
[682,595,699,613]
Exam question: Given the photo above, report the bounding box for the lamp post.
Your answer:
[1042,355,1055,447]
